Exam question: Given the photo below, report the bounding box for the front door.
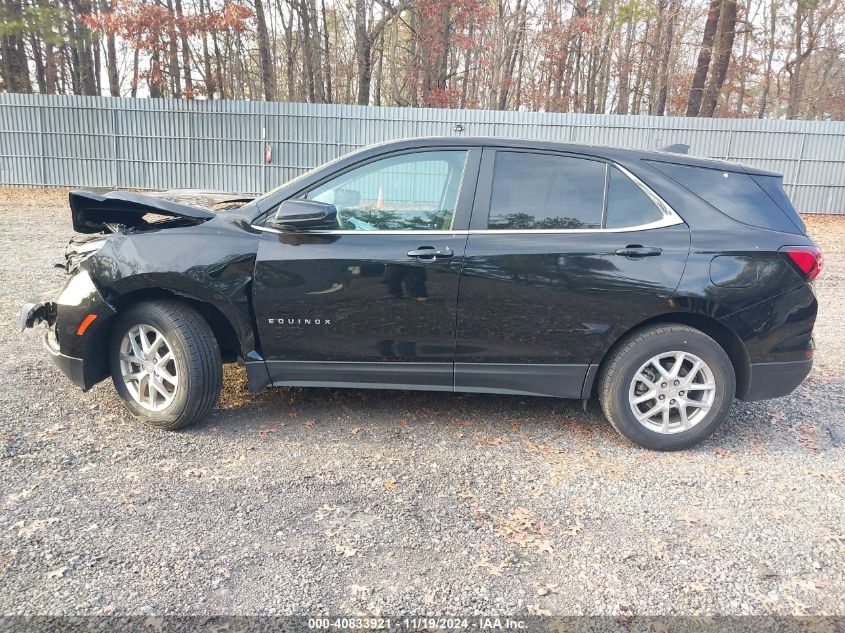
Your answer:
[253,148,480,390]
[455,149,691,398]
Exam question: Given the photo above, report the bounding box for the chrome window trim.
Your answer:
[251,159,685,236]
[250,218,680,236]
[613,162,680,224]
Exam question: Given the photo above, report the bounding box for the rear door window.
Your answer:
[488,152,605,230]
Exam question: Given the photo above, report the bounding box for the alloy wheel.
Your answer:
[628,351,716,434]
[119,324,179,412]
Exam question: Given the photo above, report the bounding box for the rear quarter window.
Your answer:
[647,161,804,234]
[605,166,664,228]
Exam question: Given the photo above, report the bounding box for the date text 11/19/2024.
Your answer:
[307,617,529,630]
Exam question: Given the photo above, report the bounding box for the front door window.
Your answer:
[304,150,468,231]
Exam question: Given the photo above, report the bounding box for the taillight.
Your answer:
[779,245,823,281]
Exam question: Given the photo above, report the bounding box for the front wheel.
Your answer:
[109,300,222,430]
[598,324,735,451]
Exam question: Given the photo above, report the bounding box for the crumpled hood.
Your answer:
[138,189,255,211]
[69,190,254,234]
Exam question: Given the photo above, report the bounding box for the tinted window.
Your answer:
[488,152,605,230]
[648,161,802,234]
[305,150,467,230]
[750,174,806,233]
[605,167,663,228]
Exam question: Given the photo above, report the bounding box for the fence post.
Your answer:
[38,101,46,187]
[792,132,806,203]
[111,102,119,188]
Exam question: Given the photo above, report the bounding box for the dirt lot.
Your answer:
[0,188,843,617]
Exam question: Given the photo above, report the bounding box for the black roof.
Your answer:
[363,136,780,177]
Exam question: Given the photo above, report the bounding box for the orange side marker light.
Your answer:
[76,314,97,335]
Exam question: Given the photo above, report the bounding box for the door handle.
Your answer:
[615,245,662,258]
[407,246,454,261]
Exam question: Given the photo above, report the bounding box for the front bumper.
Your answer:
[42,332,87,389]
[21,270,117,391]
[742,359,813,401]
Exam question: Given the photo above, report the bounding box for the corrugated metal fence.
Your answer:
[1,92,844,214]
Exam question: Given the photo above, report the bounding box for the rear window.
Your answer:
[750,174,806,234]
[488,152,605,230]
[647,161,804,234]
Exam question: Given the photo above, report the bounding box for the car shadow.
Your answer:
[192,364,840,454]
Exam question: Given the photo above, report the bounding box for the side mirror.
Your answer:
[268,199,338,231]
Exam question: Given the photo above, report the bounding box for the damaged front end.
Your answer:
[21,188,227,389]
[20,269,117,390]
[70,190,217,234]
[23,188,258,391]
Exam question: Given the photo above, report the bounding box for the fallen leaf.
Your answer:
[528,604,551,616]
[474,557,509,576]
[476,435,509,446]
[335,544,357,557]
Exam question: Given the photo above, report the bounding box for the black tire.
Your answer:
[598,324,735,451]
[108,299,222,430]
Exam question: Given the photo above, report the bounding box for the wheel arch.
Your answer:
[590,312,751,400]
[106,288,245,363]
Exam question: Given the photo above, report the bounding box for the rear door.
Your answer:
[454,148,691,397]
[252,148,480,390]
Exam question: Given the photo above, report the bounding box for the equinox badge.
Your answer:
[268,318,332,325]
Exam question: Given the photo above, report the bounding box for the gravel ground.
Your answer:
[0,188,843,618]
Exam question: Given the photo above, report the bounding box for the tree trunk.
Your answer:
[354,0,371,105]
[211,30,225,98]
[785,2,807,119]
[254,0,275,100]
[735,15,750,116]
[756,0,777,118]
[700,0,737,117]
[164,0,182,97]
[45,42,58,93]
[1,0,32,92]
[281,0,296,100]
[174,0,194,97]
[73,0,98,95]
[106,33,120,96]
[149,48,163,98]
[198,0,215,99]
[321,0,332,102]
[686,0,720,117]
[130,47,139,97]
[616,18,633,114]
[30,33,47,93]
[655,0,676,116]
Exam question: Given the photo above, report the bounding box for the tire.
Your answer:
[108,299,222,430]
[598,324,735,451]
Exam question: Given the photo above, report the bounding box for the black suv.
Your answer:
[20,138,822,450]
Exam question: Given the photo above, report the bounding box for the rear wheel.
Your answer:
[109,300,222,430]
[598,324,735,450]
